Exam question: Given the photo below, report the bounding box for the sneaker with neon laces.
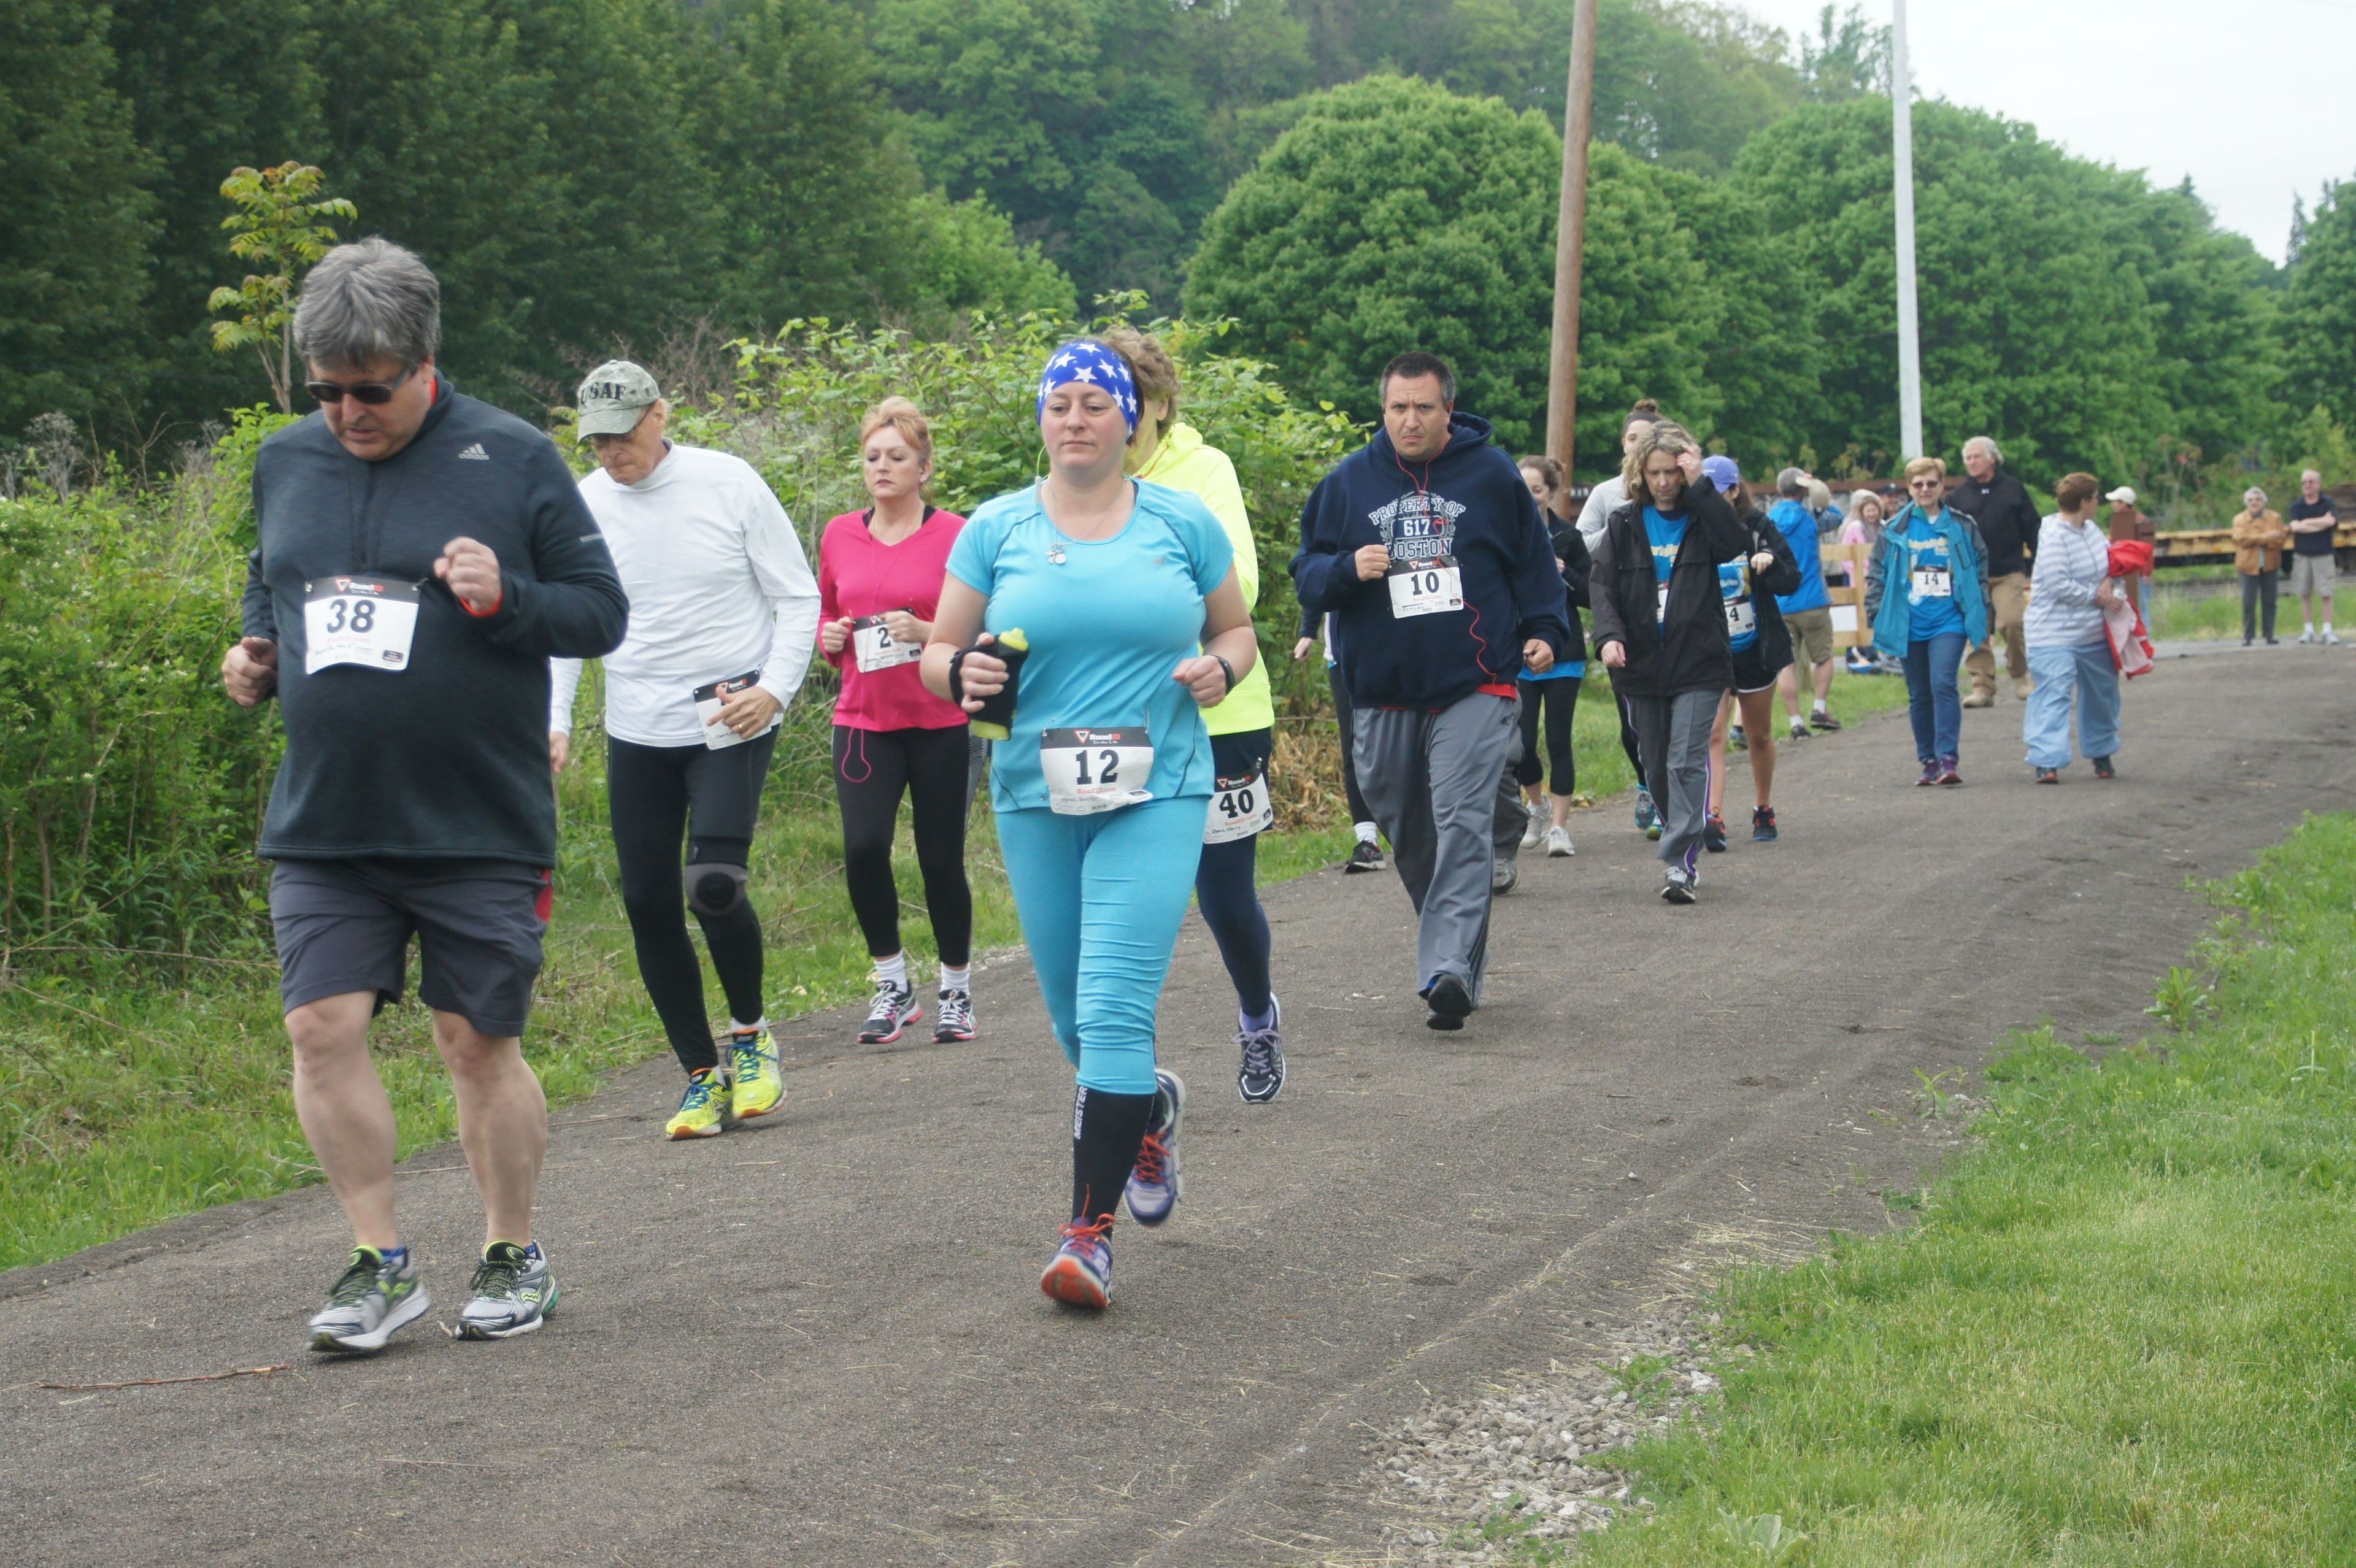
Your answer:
[1124,1069,1186,1226]
[307,1245,430,1354]
[666,1066,733,1139]
[456,1241,557,1340]
[858,975,921,1044]
[1039,1215,1115,1308]
[1236,999,1285,1105]
[728,1026,783,1119]
[934,988,977,1042]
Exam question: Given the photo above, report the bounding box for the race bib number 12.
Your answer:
[1203,771,1274,844]
[1387,556,1463,618]
[1041,726,1155,815]
[303,577,420,674]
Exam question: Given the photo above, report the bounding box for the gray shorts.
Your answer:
[269,858,552,1037]
[2291,552,2336,597]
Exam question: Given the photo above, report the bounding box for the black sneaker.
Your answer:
[1809,709,1842,731]
[1423,974,1473,1031]
[1236,997,1285,1105]
[1787,719,1810,741]
[933,987,977,1042]
[2035,767,2060,784]
[2092,755,2116,780]
[858,976,920,1044]
[1751,804,1778,842]
[1703,813,1728,852]
[1343,839,1385,874]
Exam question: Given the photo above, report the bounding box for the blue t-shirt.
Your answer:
[1718,555,1760,653]
[1769,498,1830,613]
[1900,514,1965,640]
[1643,506,1687,641]
[946,480,1233,813]
[1521,658,1586,681]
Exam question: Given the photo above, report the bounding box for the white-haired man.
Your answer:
[1949,436,2039,704]
[2288,469,2341,644]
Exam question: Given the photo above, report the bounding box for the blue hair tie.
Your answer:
[1035,339,1138,433]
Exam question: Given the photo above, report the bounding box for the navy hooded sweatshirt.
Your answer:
[1290,413,1570,710]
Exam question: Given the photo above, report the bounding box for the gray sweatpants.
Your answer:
[1352,692,1519,999]
[1628,688,1719,878]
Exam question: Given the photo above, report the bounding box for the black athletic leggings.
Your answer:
[608,732,776,1074]
[833,724,974,969]
[1196,728,1274,1017]
[1614,688,1645,781]
[1514,675,1582,794]
[1328,664,1376,826]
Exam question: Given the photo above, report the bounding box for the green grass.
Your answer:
[1521,812,2356,1567]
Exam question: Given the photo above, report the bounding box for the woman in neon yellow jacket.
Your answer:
[1107,326,1286,1106]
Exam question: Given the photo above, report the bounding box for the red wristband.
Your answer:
[460,583,504,618]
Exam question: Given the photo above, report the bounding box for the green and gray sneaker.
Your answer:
[455,1241,558,1340]
[308,1245,431,1354]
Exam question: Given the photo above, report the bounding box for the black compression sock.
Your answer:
[1070,1085,1157,1223]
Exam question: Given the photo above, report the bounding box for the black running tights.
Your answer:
[608,732,776,1074]
[1195,729,1274,1018]
[1513,675,1581,794]
[1614,687,1644,780]
[833,723,974,969]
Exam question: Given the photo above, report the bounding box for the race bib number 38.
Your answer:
[302,578,420,674]
[1387,556,1463,618]
[852,613,923,674]
[1204,771,1274,844]
[1041,726,1155,815]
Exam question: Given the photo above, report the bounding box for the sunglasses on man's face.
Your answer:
[307,365,415,407]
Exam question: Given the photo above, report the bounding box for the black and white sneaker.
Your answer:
[859,976,921,1044]
[1236,997,1286,1105]
[1344,838,1385,874]
[455,1242,557,1340]
[1661,867,1698,904]
[307,1245,430,1354]
[934,987,977,1042]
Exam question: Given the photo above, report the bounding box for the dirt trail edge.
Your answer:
[6,650,2351,1568]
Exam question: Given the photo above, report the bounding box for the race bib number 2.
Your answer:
[1041,726,1155,815]
[1387,556,1463,618]
[1204,771,1274,845]
[852,613,923,673]
[302,578,420,674]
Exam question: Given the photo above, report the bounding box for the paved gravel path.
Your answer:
[5,648,2352,1567]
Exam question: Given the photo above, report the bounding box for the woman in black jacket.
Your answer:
[1700,463,1800,849]
[1512,456,1592,857]
[1588,423,1769,904]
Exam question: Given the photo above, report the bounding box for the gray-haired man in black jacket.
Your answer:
[221,239,627,1353]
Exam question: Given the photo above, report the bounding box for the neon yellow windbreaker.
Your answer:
[1134,421,1275,736]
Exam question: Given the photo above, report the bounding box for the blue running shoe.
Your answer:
[1633,787,1657,832]
[1123,1069,1186,1226]
[1039,1215,1114,1309]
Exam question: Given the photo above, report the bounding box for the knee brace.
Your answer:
[684,861,749,918]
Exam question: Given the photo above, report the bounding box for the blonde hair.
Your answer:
[1903,455,1947,484]
[1622,421,1700,505]
[1851,490,1886,524]
[858,396,932,471]
[1099,325,1180,440]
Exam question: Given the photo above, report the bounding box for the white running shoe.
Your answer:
[1519,802,1543,849]
[2327,628,2344,646]
[1544,823,1574,858]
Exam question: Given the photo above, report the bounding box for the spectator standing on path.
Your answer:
[1701,460,1800,850]
[1587,422,1766,904]
[1950,436,2040,707]
[1768,466,1842,739]
[2103,486,2157,621]
[2287,469,2341,644]
[223,239,628,1351]
[2023,472,2125,782]
[1513,455,1592,858]
[1293,612,1385,872]
[1867,456,1990,787]
[1292,353,1569,1029]
[552,363,822,1139]
[2231,486,2287,645]
[812,399,976,1053]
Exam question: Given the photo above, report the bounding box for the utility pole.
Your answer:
[1890,0,1924,460]
[1545,0,1601,473]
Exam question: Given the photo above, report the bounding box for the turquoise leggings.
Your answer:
[996,797,1204,1095]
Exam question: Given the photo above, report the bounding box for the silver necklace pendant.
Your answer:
[1047,542,1067,565]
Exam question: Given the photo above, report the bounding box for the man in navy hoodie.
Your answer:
[1292,353,1569,1032]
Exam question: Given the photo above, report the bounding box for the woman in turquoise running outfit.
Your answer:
[921,338,1258,1310]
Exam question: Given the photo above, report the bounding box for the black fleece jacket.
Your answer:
[1586,480,1754,699]
[1946,466,2039,577]
[242,379,629,864]
[1545,510,1593,667]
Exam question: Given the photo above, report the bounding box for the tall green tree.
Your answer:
[0,0,158,435]
[2282,177,2356,437]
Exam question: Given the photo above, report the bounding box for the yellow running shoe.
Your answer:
[665,1066,732,1140]
[729,1026,784,1120]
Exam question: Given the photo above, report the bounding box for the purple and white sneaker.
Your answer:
[1123,1069,1186,1226]
[1040,1215,1115,1309]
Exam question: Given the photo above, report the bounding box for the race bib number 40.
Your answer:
[302,577,420,674]
[852,613,923,674]
[1387,556,1463,618]
[1203,771,1274,845]
[1041,726,1154,815]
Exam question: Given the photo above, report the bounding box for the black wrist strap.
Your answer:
[1211,653,1237,694]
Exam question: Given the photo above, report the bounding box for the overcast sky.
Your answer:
[1734,0,2356,262]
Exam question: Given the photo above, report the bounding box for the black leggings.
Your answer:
[1328,664,1375,825]
[1514,675,1581,794]
[1196,728,1274,1017]
[1615,687,1644,781]
[608,732,776,1074]
[833,724,973,969]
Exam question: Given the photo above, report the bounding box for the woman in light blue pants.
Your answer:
[2023,472,2124,782]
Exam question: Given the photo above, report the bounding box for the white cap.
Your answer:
[2104,485,2138,505]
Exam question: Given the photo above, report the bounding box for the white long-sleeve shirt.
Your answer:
[2025,512,2109,648]
[1576,472,1627,548]
[550,443,821,746]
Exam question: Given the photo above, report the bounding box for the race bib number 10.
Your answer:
[302,578,420,674]
[852,613,923,673]
[1203,771,1274,845]
[1387,556,1463,619]
[1041,726,1155,815]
